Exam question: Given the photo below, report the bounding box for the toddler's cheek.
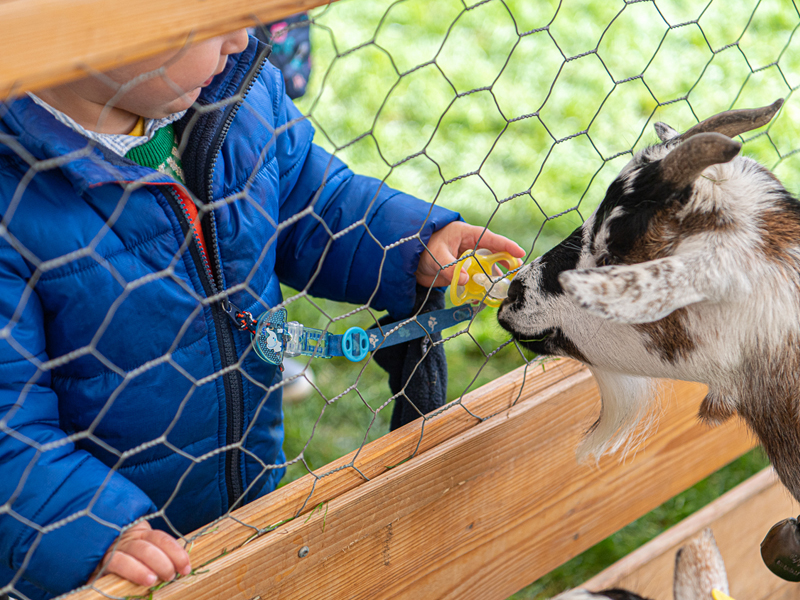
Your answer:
[166,87,203,115]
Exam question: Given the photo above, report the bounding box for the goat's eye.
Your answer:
[597,254,612,267]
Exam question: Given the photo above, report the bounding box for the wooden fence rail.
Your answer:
[0,0,336,98]
[585,468,798,599]
[68,360,758,599]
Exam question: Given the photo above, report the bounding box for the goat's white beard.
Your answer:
[577,367,660,462]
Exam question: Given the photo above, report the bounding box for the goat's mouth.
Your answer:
[512,329,554,355]
[497,308,553,355]
[497,301,563,357]
[498,319,591,364]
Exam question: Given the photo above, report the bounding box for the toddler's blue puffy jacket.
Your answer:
[0,38,459,598]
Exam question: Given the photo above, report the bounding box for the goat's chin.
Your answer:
[577,367,660,463]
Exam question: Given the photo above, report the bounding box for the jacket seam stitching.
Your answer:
[278,134,312,184]
[52,337,207,382]
[37,228,175,283]
[223,156,276,198]
[0,351,48,368]
[117,438,214,468]
[10,455,93,569]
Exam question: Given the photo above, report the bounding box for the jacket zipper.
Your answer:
[163,186,245,506]
[202,47,270,510]
[174,189,215,282]
[166,45,270,510]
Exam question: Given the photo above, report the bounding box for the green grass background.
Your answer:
[274,0,798,596]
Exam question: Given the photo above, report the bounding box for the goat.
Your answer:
[496,100,800,503]
[554,528,731,600]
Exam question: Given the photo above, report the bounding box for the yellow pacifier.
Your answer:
[449,249,523,307]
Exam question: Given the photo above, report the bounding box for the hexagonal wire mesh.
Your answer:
[1,0,799,598]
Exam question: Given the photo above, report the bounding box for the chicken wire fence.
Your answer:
[1,0,799,599]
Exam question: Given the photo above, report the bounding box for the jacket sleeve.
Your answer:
[270,71,462,318]
[0,245,157,596]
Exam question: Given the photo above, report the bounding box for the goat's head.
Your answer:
[498,100,800,500]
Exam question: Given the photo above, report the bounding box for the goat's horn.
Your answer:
[661,132,741,188]
[681,99,784,140]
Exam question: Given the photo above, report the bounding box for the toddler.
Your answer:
[0,29,523,599]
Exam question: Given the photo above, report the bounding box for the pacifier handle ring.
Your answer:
[342,327,370,362]
[449,250,523,307]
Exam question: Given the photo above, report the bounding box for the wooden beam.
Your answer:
[68,359,584,598]
[583,468,799,600]
[0,0,336,99]
[69,363,756,600]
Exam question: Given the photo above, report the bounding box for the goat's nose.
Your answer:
[506,278,523,304]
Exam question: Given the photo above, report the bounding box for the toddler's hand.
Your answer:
[90,521,191,588]
[416,222,525,287]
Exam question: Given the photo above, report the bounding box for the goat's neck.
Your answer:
[725,351,800,503]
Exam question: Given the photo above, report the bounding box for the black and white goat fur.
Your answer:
[497,100,800,502]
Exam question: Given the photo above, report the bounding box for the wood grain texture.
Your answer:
[583,468,799,600]
[0,0,336,97]
[69,363,756,600]
[67,359,583,598]
[762,585,800,600]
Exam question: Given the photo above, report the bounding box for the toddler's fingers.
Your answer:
[431,248,465,287]
[440,265,469,286]
[121,538,179,583]
[471,228,525,258]
[144,529,192,576]
[103,548,159,588]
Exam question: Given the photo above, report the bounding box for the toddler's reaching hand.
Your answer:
[90,521,191,588]
[416,222,525,288]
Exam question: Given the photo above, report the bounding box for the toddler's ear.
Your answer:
[558,256,708,324]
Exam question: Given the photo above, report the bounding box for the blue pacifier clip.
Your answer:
[232,302,480,368]
[224,248,521,369]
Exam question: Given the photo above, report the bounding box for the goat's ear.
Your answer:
[655,121,679,142]
[558,256,707,324]
[674,528,729,600]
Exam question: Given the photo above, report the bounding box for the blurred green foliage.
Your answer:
[275,0,798,596]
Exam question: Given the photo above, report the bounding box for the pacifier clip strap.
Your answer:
[245,302,481,366]
[363,304,480,353]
